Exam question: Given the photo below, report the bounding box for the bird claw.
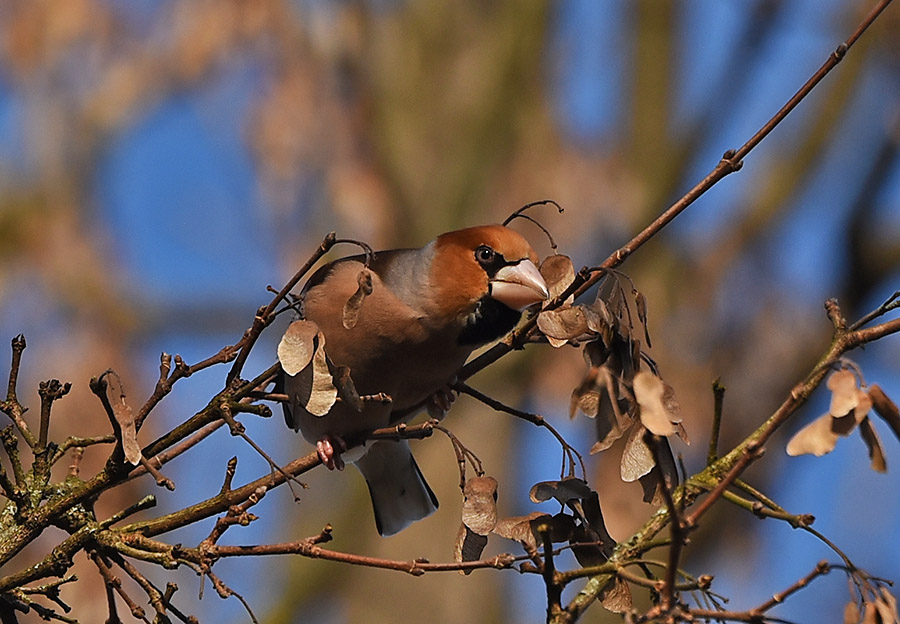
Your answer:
[316,435,348,470]
[426,385,458,420]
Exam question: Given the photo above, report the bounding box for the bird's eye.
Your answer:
[475,245,495,265]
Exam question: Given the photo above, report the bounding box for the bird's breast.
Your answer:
[302,261,473,412]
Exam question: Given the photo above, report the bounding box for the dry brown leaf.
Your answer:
[529,477,592,505]
[584,339,611,367]
[621,425,655,482]
[831,412,860,437]
[581,304,610,339]
[331,364,363,412]
[863,601,878,624]
[494,512,550,550]
[277,319,319,376]
[639,438,678,505]
[879,587,900,624]
[599,576,633,614]
[301,332,337,416]
[662,382,685,436]
[870,384,900,444]
[539,254,576,305]
[537,306,588,347]
[786,413,839,457]
[633,371,677,437]
[859,416,887,473]
[573,389,601,418]
[569,366,600,419]
[102,370,141,466]
[828,369,862,418]
[587,299,614,332]
[453,524,488,573]
[633,289,651,349]
[461,476,499,535]
[844,600,860,624]
[570,491,615,566]
[589,367,633,454]
[819,370,871,437]
[342,268,373,329]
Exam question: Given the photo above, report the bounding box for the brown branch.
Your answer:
[134,352,188,431]
[685,442,765,528]
[107,553,179,622]
[707,379,726,465]
[537,522,564,620]
[0,336,36,448]
[431,421,484,490]
[91,553,149,623]
[199,533,520,576]
[4,335,25,408]
[721,490,814,529]
[51,434,116,466]
[37,380,70,450]
[218,401,308,496]
[125,421,223,483]
[122,419,436,539]
[137,456,175,491]
[751,560,831,617]
[0,427,25,491]
[647,434,687,615]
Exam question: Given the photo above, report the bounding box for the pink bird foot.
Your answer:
[426,384,458,420]
[316,435,348,470]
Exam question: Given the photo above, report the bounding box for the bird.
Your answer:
[280,224,549,536]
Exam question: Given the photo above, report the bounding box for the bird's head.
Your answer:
[428,224,549,345]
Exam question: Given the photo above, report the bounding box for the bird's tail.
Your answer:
[354,439,438,536]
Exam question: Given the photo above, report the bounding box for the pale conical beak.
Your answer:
[490,259,549,310]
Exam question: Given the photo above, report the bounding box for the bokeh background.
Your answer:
[1,1,899,622]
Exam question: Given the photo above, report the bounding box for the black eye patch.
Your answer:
[474,245,506,275]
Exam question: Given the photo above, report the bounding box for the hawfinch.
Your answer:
[281,224,549,535]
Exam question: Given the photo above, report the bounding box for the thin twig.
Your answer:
[456,383,585,479]
[647,434,687,615]
[850,290,900,331]
[750,561,831,616]
[707,379,726,465]
[226,232,338,385]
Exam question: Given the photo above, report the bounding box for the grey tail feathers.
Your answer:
[354,439,438,536]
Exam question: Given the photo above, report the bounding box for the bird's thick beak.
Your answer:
[490,260,549,310]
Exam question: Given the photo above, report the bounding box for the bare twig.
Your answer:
[91,553,149,623]
[456,383,585,479]
[37,380,70,450]
[707,379,726,465]
[0,336,36,448]
[654,437,685,615]
[849,291,899,331]
[127,421,224,483]
[749,561,831,618]
[431,421,484,489]
[219,401,307,496]
[225,232,337,385]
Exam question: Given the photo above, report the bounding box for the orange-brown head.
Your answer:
[427,224,548,345]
